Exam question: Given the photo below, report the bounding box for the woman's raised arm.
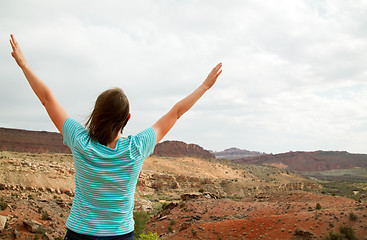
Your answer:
[152,63,222,144]
[10,34,69,134]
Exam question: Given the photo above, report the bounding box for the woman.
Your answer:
[10,34,222,240]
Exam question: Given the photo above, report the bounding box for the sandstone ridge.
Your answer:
[0,127,70,153]
[213,147,265,160]
[233,150,367,173]
[153,140,215,158]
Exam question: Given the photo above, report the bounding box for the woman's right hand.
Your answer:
[201,63,222,90]
[10,34,28,69]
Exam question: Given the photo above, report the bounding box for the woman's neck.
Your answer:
[106,134,120,149]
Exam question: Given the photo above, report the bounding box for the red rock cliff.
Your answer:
[153,140,215,158]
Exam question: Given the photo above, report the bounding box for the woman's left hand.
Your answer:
[10,34,28,69]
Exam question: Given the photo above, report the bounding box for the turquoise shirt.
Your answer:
[63,118,156,236]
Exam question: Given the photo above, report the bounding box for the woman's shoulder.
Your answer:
[63,117,90,147]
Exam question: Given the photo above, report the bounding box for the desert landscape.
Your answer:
[0,128,367,239]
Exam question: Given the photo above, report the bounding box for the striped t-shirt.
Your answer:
[63,117,156,236]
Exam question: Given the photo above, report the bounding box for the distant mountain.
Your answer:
[0,127,214,158]
[153,140,215,158]
[212,147,265,160]
[0,127,70,153]
[233,151,367,173]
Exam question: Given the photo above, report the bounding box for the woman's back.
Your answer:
[63,118,156,236]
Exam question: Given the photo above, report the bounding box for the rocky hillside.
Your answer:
[0,127,70,153]
[212,147,265,160]
[233,150,367,173]
[0,151,319,238]
[153,140,215,158]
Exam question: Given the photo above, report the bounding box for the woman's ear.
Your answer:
[128,113,131,122]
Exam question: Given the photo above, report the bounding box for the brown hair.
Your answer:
[86,88,130,146]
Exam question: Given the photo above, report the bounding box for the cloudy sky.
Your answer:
[1,0,367,154]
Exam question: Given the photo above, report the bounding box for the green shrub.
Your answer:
[170,219,176,226]
[168,226,173,232]
[138,232,160,240]
[324,231,340,240]
[161,202,168,210]
[37,206,43,213]
[324,226,357,240]
[198,188,204,193]
[349,212,358,221]
[41,211,50,220]
[134,211,150,238]
[339,226,357,240]
[0,202,8,210]
[316,203,322,210]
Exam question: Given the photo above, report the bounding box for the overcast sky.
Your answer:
[1,0,367,154]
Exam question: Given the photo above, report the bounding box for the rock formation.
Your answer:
[233,150,367,173]
[213,147,265,160]
[0,127,70,153]
[153,140,215,158]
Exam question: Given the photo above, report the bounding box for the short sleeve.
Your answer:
[130,128,157,160]
[63,118,86,149]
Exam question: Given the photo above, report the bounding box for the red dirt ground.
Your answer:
[146,191,367,240]
[0,189,71,239]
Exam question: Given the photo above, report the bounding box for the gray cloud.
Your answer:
[1,0,367,153]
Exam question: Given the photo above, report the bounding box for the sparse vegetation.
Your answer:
[316,203,322,210]
[170,219,176,225]
[0,201,8,210]
[349,212,358,221]
[37,206,43,213]
[324,226,357,240]
[138,232,160,240]
[42,211,50,220]
[161,202,168,210]
[304,169,367,199]
[134,211,151,238]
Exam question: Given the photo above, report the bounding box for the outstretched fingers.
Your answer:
[9,34,27,68]
[202,62,223,90]
[212,63,223,79]
[10,34,21,54]
[216,69,222,78]
[10,34,19,48]
[9,39,15,52]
